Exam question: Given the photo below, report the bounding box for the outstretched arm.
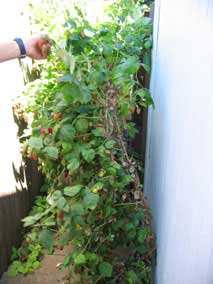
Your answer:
[0,40,20,62]
[0,35,51,63]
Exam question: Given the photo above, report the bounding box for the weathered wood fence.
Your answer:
[0,158,42,276]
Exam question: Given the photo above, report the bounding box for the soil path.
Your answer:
[0,247,70,284]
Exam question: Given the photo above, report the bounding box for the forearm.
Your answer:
[0,35,51,63]
[0,40,21,62]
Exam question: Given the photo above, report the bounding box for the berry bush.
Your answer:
[9,1,155,283]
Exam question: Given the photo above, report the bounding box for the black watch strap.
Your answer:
[14,38,27,59]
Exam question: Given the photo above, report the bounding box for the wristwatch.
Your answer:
[14,38,27,59]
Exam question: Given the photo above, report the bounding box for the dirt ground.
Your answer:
[0,247,70,284]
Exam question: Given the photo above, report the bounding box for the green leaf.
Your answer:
[22,212,45,227]
[65,19,77,29]
[126,270,138,284]
[91,182,104,193]
[143,51,151,70]
[8,261,21,277]
[141,63,150,73]
[64,185,83,197]
[73,215,85,226]
[141,16,152,25]
[38,229,54,254]
[144,39,152,49]
[43,135,54,146]
[121,56,140,74]
[74,254,86,265]
[59,124,76,142]
[28,137,43,149]
[8,270,18,277]
[81,148,95,163]
[42,221,56,227]
[128,229,136,240]
[32,261,41,269]
[17,265,28,274]
[81,86,92,103]
[56,196,68,212]
[62,83,91,104]
[127,122,138,139]
[125,222,135,231]
[58,74,74,83]
[103,44,113,56]
[61,142,72,154]
[137,228,149,244]
[83,192,99,210]
[44,146,59,160]
[105,140,116,149]
[71,203,85,216]
[67,158,80,173]
[62,83,80,104]
[92,127,104,137]
[75,118,89,132]
[63,255,72,267]
[136,245,147,254]
[47,190,62,206]
[86,252,99,264]
[99,262,113,277]
[113,56,140,86]
[135,88,154,107]
[22,216,38,227]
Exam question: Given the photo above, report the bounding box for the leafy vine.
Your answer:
[9,1,155,283]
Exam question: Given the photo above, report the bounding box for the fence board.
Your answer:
[0,159,42,276]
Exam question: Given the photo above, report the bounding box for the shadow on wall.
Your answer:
[0,105,43,277]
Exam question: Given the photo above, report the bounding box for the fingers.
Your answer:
[36,34,51,59]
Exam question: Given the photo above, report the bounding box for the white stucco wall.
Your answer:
[145,1,213,283]
[0,1,29,195]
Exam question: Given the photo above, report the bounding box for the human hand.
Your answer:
[24,34,51,60]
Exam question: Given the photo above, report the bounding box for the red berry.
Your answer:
[57,211,64,220]
[37,38,51,58]
[48,127,53,134]
[37,39,45,49]
[57,245,63,250]
[64,171,69,178]
[41,128,46,135]
[58,112,63,119]
[41,43,51,58]
[31,153,38,161]
[51,112,63,120]
[51,112,56,119]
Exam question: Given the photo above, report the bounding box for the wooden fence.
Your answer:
[0,156,42,276]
